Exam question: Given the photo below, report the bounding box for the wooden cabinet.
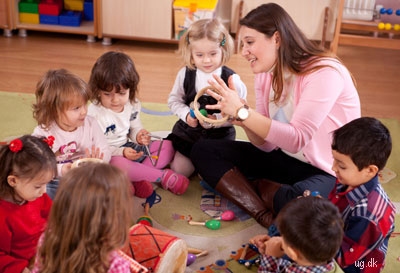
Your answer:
[0,0,13,36]
[99,0,174,45]
[10,0,98,42]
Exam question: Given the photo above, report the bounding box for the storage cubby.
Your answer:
[11,0,98,42]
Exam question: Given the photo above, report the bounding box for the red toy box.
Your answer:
[39,0,63,16]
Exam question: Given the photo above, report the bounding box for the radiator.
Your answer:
[343,0,376,21]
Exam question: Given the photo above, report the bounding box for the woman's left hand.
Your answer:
[206,74,245,119]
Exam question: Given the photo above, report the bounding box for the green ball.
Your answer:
[199,109,208,117]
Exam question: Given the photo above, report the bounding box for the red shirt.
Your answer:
[0,195,52,273]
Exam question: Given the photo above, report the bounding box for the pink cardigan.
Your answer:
[255,59,361,176]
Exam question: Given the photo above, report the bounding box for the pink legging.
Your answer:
[110,139,174,182]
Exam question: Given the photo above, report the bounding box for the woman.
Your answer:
[190,3,361,228]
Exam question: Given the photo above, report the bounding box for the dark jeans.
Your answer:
[46,179,59,200]
[191,139,336,213]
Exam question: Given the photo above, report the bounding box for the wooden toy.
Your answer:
[193,86,230,128]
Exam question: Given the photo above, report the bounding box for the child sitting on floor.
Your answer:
[31,163,148,273]
[329,117,395,272]
[32,68,110,199]
[0,135,57,273]
[88,51,189,196]
[251,196,344,272]
[166,18,247,177]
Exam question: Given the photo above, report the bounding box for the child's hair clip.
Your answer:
[43,135,55,148]
[9,138,23,153]
[186,34,190,45]
[220,35,226,47]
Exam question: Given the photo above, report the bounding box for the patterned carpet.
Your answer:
[1,92,399,272]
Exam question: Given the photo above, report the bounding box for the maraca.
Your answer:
[215,210,235,221]
[186,248,209,266]
[188,219,221,230]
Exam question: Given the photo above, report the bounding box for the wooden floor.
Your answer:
[0,31,399,121]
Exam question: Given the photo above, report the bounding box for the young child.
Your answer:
[31,163,147,273]
[251,196,344,273]
[167,18,247,177]
[88,51,189,196]
[32,68,111,199]
[329,117,395,272]
[0,135,57,273]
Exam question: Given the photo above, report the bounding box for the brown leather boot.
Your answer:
[252,179,281,215]
[215,168,274,228]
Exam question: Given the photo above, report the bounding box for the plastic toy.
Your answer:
[186,247,209,266]
[188,219,221,230]
[215,210,235,221]
[136,203,153,227]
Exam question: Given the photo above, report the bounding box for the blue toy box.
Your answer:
[39,14,59,25]
[83,0,93,21]
[59,11,82,27]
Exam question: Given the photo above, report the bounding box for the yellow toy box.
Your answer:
[19,12,40,24]
[173,0,218,40]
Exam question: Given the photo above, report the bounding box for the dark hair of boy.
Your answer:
[276,197,344,264]
[331,117,392,171]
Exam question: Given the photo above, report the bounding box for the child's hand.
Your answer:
[249,234,271,255]
[123,147,144,161]
[186,113,198,128]
[85,146,105,160]
[22,268,31,273]
[264,236,284,258]
[137,129,151,145]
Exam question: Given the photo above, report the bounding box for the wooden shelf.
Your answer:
[11,0,98,40]
[0,0,13,36]
[339,19,400,50]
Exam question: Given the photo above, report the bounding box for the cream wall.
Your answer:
[230,0,339,41]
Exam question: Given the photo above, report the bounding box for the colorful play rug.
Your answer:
[2,91,400,272]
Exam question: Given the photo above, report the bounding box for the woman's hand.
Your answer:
[136,129,151,145]
[206,74,245,119]
[123,147,144,161]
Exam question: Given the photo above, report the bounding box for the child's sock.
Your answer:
[133,180,154,198]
